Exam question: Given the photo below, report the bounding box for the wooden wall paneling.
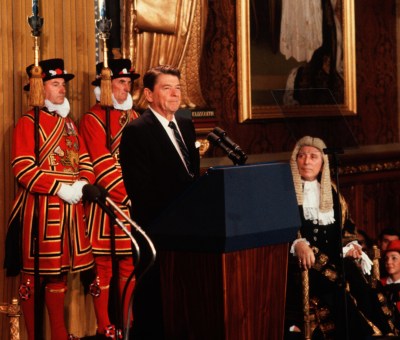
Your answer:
[12,0,30,120]
[1,1,97,339]
[358,183,377,240]
[62,0,75,114]
[354,0,398,145]
[341,175,400,243]
[374,181,400,231]
[342,184,372,237]
[73,0,97,122]
[0,1,18,339]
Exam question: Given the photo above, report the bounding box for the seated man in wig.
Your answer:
[287,136,397,339]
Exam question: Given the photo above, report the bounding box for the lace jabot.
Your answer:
[302,180,335,225]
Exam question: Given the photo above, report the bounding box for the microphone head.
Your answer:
[82,184,101,203]
[213,127,226,137]
[95,184,109,199]
[207,132,220,145]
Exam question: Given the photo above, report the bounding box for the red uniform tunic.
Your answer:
[380,277,400,313]
[79,103,139,255]
[9,109,95,275]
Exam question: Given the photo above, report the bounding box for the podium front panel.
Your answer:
[150,162,300,252]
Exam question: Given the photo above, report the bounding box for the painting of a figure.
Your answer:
[249,0,347,109]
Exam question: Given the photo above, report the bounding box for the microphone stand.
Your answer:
[27,3,44,339]
[104,198,156,261]
[323,147,349,340]
[111,216,141,265]
[101,195,156,340]
[99,203,141,337]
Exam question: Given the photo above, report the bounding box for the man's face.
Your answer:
[381,234,400,251]
[112,77,132,104]
[296,146,323,181]
[44,78,66,105]
[144,74,181,118]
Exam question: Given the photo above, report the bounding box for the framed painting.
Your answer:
[237,0,357,122]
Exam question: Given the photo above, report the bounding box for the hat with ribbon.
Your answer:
[91,58,140,86]
[386,240,400,253]
[23,58,75,91]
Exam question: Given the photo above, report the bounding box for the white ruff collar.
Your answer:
[45,98,70,118]
[94,86,133,110]
[386,277,400,284]
[302,180,335,225]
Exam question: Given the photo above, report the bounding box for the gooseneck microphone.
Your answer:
[82,184,141,264]
[213,127,244,156]
[213,127,248,163]
[207,127,248,165]
[207,132,243,165]
[95,184,156,261]
[83,184,116,218]
[82,184,156,340]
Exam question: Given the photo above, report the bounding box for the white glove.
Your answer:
[71,180,88,203]
[343,241,373,275]
[342,240,361,257]
[57,183,76,204]
[360,252,373,275]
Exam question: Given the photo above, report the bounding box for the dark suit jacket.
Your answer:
[119,109,200,230]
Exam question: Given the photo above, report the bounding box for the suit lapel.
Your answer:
[144,110,191,172]
[143,110,173,148]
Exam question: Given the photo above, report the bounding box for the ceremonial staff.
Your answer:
[96,3,124,334]
[27,2,44,339]
[96,1,113,149]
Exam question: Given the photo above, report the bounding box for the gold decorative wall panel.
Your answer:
[0,1,97,339]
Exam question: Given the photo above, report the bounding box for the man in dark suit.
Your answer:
[119,65,200,339]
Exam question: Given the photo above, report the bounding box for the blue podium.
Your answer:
[151,162,301,340]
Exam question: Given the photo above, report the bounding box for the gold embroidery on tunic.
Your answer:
[119,111,128,126]
[49,154,58,166]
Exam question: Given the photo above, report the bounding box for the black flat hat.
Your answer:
[91,58,140,86]
[23,58,75,91]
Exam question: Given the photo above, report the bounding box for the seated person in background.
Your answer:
[356,229,374,253]
[378,228,400,252]
[378,227,400,278]
[380,240,400,326]
[289,136,396,338]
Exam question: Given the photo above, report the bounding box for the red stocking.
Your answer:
[92,256,112,334]
[45,277,68,340]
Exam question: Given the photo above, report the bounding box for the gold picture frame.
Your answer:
[237,0,357,122]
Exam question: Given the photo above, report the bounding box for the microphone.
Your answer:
[82,184,141,262]
[213,127,247,162]
[207,132,242,165]
[83,184,144,340]
[82,184,115,217]
[92,184,156,261]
